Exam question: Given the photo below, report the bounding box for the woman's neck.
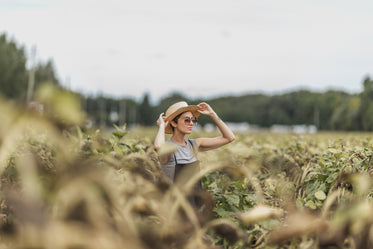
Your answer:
[171,133,186,145]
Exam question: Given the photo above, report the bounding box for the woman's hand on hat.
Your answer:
[157,113,168,127]
[197,102,216,117]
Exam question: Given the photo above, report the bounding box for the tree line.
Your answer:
[1,32,373,131]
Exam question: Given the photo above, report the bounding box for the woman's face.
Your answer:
[173,111,197,134]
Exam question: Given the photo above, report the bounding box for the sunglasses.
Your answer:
[183,116,198,124]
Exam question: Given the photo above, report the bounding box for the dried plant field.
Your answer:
[1,87,373,249]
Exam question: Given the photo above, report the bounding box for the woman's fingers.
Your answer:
[157,113,166,126]
[197,102,213,115]
[197,102,206,108]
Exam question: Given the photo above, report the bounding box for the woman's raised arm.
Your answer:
[153,113,168,151]
[195,102,235,151]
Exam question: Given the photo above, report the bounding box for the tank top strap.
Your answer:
[187,139,198,157]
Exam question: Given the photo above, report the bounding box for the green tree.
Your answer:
[138,93,154,126]
[34,59,60,88]
[359,76,373,131]
[330,97,360,131]
[362,102,373,131]
[0,33,28,101]
[316,90,349,130]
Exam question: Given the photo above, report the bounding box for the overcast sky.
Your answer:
[1,0,373,102]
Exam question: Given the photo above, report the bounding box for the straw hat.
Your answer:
[164,101,201,134]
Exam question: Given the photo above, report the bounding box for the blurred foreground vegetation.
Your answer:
[2,32,373,131]
[1,85,373,249]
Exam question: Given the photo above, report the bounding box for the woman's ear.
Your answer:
[171,120,177,128]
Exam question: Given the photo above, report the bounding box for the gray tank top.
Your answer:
[161,139,198,182]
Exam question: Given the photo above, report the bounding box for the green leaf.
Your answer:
[113,144,123,156]
[224,194,240,207]
[112,131,127,139]
[113,124,120,131]
[315,190,326,200]
[215,206,233,218]
[305,200,317,210]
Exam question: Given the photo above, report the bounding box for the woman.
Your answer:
[154,101,235,184]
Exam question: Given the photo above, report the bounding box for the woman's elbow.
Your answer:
[224,135,235,144]
[154,144,160,151]
[228,135,236,143]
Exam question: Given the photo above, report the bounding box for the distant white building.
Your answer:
[293,124,317,134]
[203,122,261,133]
[270,124,317,134]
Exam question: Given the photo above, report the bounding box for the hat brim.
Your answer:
[165,105,201,134]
